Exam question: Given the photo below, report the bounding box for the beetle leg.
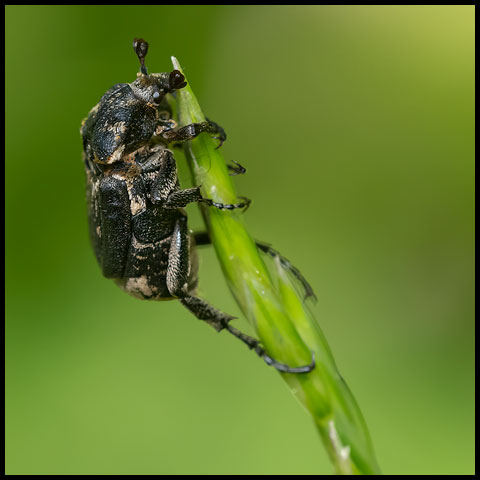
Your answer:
[263,350,316,374]
[206,117,227,149]
[255,241,317,302]
[144,149,201,208]
[145,149,248,211]
[192,232,316,302]
[165,216,233,327]
[179,296,235,332]
[159,186,250,212]
[154,118,177,136]
[145,149,206,208]
[224,324,315,374]
[161,118,226,149]
[142,148,179,202]
[166,214,193,297]
[181,296,315,374]
[227,160,247,176]
[162,188,251,212]
[200,196,251,212]
[167,220,314,373]
[163,187,204,208]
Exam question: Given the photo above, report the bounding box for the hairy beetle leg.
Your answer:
[180,296,315,374]
[255,242,317,302]
[180,296,236,331]
[161,118,226,148]
[192,232,316,302]
[227,160,247,176]
[205,117,227,149]
[224,323,315,374]
[154,118,178,136]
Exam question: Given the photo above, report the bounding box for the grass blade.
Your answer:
[171,56,381,475]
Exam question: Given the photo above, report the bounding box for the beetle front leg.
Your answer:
[161,118,226,149]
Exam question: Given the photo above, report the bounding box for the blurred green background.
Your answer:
[5,5,474,475]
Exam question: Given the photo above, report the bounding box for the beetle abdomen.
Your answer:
[118,234,172,300]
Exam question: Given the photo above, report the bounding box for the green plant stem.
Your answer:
[171,57,381,475]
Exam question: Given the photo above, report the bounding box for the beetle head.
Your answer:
[131,38,187,106]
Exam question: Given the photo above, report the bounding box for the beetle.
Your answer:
[80,38,315,373]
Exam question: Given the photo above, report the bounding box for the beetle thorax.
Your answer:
[130,80,161,105]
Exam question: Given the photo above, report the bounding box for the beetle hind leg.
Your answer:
[192,232,317,302]
[255,241,317,302]
[222,321,315,373]
[179,295,235,332]
[180,295,315,374]
[167,217,313,373]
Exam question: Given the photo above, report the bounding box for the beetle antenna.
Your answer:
[133,38,149,75]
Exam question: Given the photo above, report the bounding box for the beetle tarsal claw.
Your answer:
[263,350,315,374]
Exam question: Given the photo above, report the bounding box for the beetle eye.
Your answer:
[153,91,161,104]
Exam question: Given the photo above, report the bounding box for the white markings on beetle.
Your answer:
[124,275,155,297]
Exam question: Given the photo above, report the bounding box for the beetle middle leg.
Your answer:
[159,186,251,212]
[166,216,314,373]
[146,149,251,211]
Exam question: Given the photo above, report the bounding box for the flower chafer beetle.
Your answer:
[80,38,315,373]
